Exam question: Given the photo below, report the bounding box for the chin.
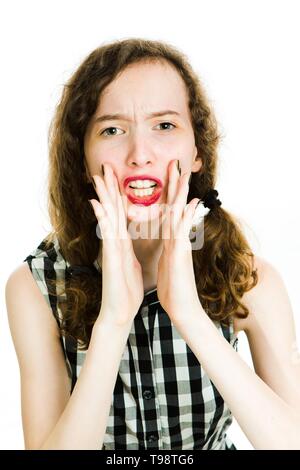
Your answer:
[127,203,162,224]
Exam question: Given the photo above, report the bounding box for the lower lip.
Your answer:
[126,187,162,206]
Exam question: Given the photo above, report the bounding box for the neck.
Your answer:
[130,217,164,292]
[132,237,163,268]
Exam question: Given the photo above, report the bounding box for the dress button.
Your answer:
[147,434,158,443]
[143,390,153,400]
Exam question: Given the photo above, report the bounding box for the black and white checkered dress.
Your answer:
[24,236,239,450]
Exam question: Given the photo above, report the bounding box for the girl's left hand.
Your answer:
[156,159,201,325]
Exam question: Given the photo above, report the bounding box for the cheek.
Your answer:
[85,146,112,174]
[89,140,123,164]
[158,139,192,161]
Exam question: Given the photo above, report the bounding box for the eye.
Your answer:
[155,122,176,131]
[100,127,124,137]
[99,122,176,137]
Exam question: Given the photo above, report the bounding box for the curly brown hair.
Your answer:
[44,37,258,350]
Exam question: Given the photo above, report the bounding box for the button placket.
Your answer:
[143,389,153,400]
[147,434,158,443]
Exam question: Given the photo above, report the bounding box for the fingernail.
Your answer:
[88,199,93,208]
[102,164,105,176]
[176,159,181,176]
[91,177,96,189]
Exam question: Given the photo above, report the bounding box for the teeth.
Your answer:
[132,187,156,197]
[129,179,157,189]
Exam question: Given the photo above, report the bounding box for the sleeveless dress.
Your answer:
[24,236,239,450]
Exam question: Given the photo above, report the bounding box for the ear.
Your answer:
[191,146,202,173]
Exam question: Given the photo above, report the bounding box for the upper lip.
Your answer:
[123,175,163,190]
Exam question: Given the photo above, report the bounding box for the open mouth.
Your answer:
[125,182,162,206]
[129,182,157,196]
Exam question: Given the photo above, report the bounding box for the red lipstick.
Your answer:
[123,175,163,207]
[123,175,163,189]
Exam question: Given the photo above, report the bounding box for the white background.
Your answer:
[1,0,300,450]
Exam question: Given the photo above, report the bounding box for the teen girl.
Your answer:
[5,38,300,450]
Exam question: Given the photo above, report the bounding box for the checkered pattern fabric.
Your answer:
[24,236,238,450]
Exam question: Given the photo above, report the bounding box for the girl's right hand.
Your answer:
[89,163,144,328]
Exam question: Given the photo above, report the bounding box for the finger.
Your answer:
[113,173,131,242]
[92,173,113,215]
[167,159,181,206]
[91,166,118,239]
[113,171,127,222]
[161,159,180,243]
[89,198,105,219]
[181,198,201,237]
[161,199,172,247]
[89,198,109,241]
[97,163,127,239]
[172,172,191,228]
[102,162,117,206]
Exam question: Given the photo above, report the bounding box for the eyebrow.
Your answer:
[93,110,181,124]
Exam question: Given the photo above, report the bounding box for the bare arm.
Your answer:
[176,310,300,450]
[5,263,132,450]
[172,259,300,450]
[40,319,131,450]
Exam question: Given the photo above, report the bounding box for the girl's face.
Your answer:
[84,60,202,223]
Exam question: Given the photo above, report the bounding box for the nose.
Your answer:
[126,132,155,167]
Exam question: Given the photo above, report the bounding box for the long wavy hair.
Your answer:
[44,37,258,350]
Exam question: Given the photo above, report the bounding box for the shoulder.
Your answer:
[5,236,70,339]
[233,255,287,334]
[5,261,33,291]
[5,261,40,296]
[5,261,62,342]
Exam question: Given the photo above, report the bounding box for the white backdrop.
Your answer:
[1,0,299,450]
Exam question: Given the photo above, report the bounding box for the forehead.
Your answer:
[97,60,190,115]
